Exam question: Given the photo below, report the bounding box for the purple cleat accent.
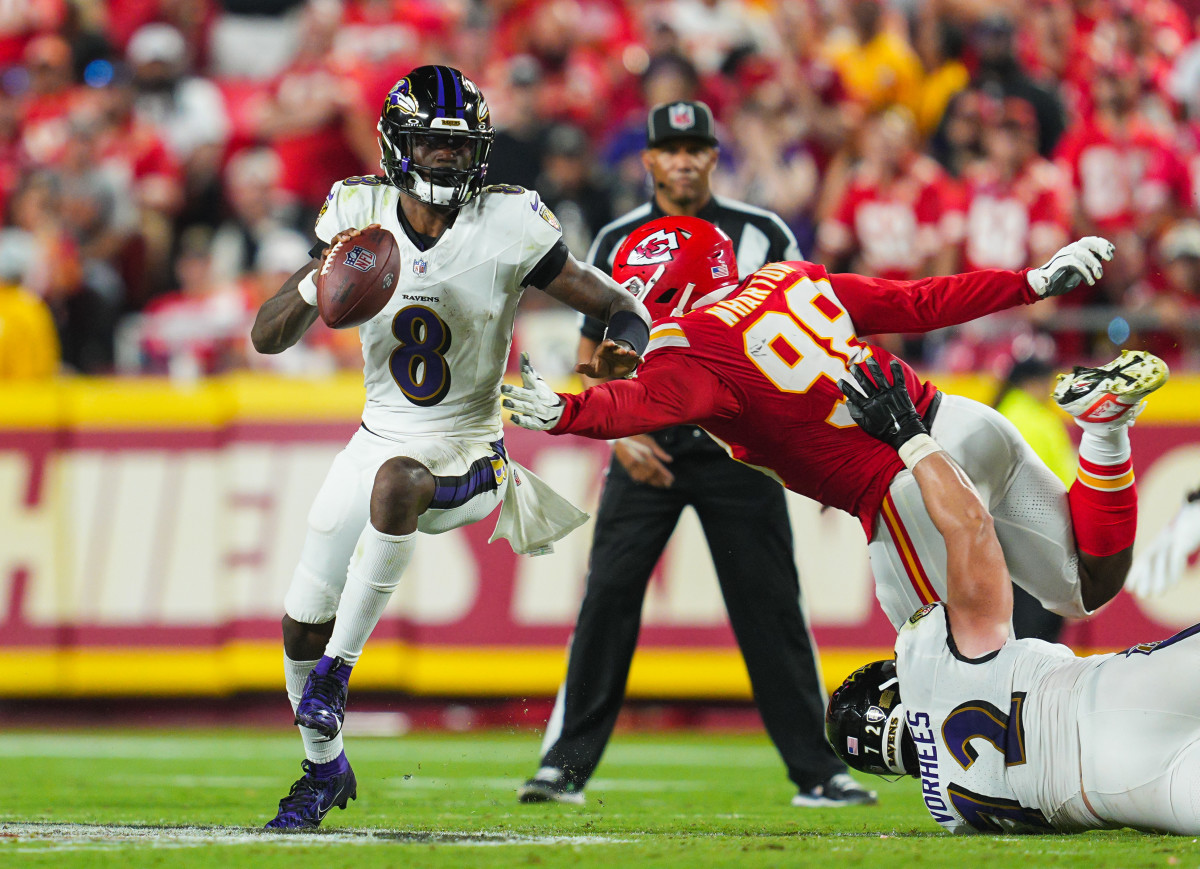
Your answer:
[294,655,351,740]
[264,753,357,831]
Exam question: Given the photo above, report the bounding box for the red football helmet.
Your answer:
[612,216,738,321]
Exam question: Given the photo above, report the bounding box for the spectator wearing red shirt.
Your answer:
[138,227,256,377]
[1054,57,1178,297]
[0,0,66,68]
[937,99,1072,374]
[1127,219,1200,368]
[332,0,459,113]
[957,98,1071,274]
[249,1,373,210]
[495,0,617,136]
[18,33,85,168]
[816,108,962,282]
[1171,119,1200,218]
[0,85,26,221]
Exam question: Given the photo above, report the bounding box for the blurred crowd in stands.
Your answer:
[2,0,1200,380]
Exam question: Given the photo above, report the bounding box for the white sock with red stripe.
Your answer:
[1069,426,1136,557]
[325,525,416,665]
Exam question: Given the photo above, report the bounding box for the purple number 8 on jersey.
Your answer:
[389,305,452,407]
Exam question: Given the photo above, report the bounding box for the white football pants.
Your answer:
[283,426,508,624]
[868,395,1086,629]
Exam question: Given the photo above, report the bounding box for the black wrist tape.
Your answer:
[603,309,650,355]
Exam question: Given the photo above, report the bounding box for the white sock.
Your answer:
[1077,425,1131,466]
[325,525,416,665]
[284,654,344,763]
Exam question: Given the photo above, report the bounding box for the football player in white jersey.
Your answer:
[826,355,1200,836]
[250,65,649,830]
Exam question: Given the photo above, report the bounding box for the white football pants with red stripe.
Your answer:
[868,395,1086,629]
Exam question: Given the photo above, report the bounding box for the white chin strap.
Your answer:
[689,282,737,313]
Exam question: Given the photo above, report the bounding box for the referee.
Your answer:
[518,101,876,808]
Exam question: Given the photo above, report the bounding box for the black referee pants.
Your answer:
[539,443,846,791]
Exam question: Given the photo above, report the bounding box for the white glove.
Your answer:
[1126,492,1200,598]
[501,353,565,431]
[1026,236,1115,297]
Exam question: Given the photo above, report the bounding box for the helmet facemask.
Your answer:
[379,122,493,208]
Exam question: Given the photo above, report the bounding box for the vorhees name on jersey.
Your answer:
[907,710,955,824]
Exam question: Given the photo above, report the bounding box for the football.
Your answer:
[316,227,402,329]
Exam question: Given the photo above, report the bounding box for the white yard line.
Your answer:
[0,823,630,851]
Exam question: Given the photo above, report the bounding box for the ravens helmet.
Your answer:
[825,659,916,777]
[379,66,494,208]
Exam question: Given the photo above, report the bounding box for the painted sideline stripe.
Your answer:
[2,372,1199,428]
[0,644,893,698]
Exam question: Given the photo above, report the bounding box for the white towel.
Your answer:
[490,458,589,555]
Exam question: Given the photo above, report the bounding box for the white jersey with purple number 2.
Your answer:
[895,603,1106,834]
[314,177,563,441]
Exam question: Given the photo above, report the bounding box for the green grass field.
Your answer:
[0,728,1195,868]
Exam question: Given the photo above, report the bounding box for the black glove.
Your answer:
[839,357,928,452]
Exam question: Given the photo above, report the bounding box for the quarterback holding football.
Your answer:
[251,65,649,830]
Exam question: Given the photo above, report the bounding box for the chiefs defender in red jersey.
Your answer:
[503,217,1163,630]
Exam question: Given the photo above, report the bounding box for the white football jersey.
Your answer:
[315,177,564,441]
[895,603,1108,834]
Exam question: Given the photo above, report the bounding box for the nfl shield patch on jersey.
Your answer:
[538,204,561,232]
[908,603,939,625]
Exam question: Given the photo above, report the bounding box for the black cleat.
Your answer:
[792,773,878,807]
[517,768,585,805]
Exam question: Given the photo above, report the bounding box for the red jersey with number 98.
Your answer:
[552,260,1038,533]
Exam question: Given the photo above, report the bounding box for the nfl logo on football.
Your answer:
[413,258,428,276]
[343,246,376,272]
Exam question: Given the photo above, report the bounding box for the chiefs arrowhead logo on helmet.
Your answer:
[626,229,681,266]
[613,217,738,321]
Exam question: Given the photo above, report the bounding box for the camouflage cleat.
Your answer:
[1052,350,1168,431]
[264,755,357,831]
[294,656,351,740]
